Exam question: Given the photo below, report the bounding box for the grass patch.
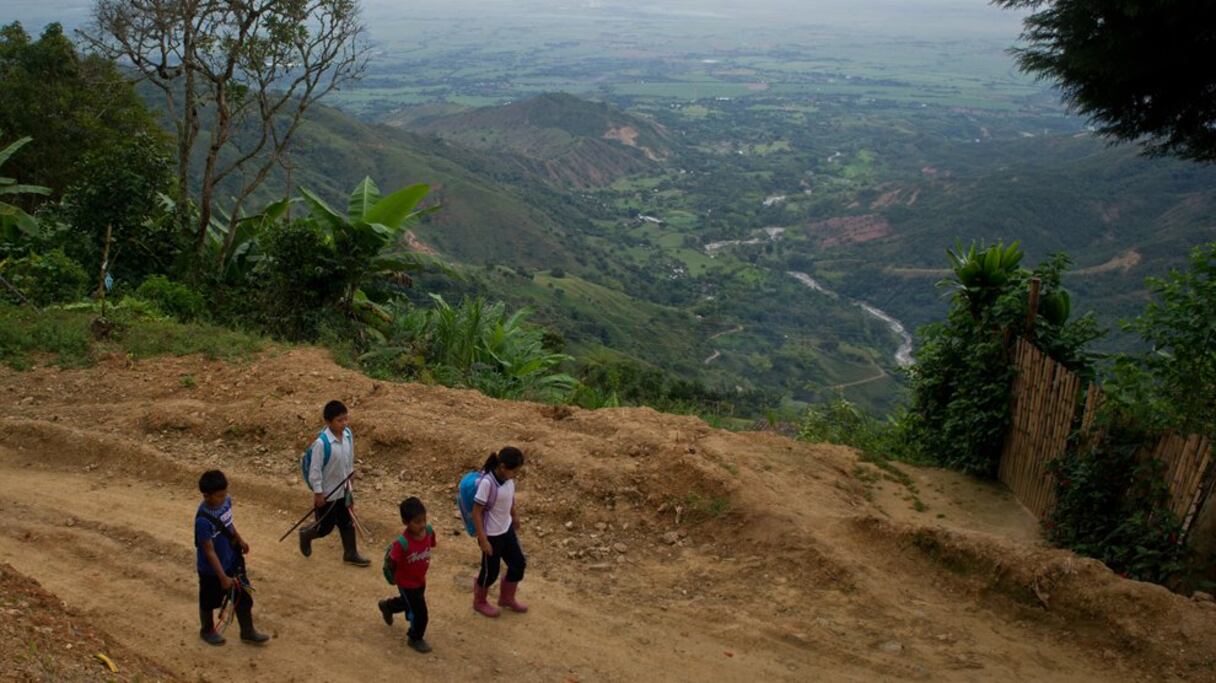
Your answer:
[0,303,266,369]
[683,493,732,520]
[0,305,92,369]
[117,318,265,360]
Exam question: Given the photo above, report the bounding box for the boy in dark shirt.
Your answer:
[378,497,436,653]
[196,469,268,646]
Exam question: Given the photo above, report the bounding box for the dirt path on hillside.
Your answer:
[0,461,799,683]
[0,350,1214,682]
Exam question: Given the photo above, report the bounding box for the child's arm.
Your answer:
[472,502,493,555]
[201,540,233,590]
[511,501,520,532]
[230,525,250,555]
[308,438,326,508]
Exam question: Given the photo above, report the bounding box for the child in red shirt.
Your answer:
[378,497,436,653]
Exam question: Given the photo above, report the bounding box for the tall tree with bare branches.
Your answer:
[81,0,367,265]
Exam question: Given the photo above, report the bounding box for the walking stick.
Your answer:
[278,471,355,542]
[349,505,373,542]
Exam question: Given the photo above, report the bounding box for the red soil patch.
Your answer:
[807,214,893,247]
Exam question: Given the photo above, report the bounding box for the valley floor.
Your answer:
[0,349,1213,681]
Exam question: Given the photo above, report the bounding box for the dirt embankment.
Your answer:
[0,348,1214,682]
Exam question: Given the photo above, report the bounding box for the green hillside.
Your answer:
[391,93,671,187]
[274,96,909,412]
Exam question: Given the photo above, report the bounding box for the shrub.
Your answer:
[135,276,205,322]
[0,249,90,306]
[1045,414,1188,584]
[904,247,1101,477]
[256,218,345,340]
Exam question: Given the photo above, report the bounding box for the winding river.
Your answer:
[788,272,914,368]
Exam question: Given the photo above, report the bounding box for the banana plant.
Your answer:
[941,239,1025,318]
[205,196,295,282]
[299,176,447,314]
[0,136,52,242]
[1039,288,1072,327]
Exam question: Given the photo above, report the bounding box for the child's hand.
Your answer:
[478,536,493,556]
[219,574,234,591]
[314,493,326,508]
[239,539,250,554]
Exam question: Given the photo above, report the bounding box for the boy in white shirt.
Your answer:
[299,400,369,567]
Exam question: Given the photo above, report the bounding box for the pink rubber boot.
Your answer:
[498,581,528,613]
[473,580,500,618]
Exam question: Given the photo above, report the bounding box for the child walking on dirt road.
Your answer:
[195,470,268,646]
[378,497,437,653]
[298,400,370,567]
[471,447,529,618]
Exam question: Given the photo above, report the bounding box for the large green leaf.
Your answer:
[347,176,382,223]
[299,187,345,240]
[0,136,33,168]
[372,250,456,277]
[364,183,431,229]
[0,183,51,197]
[0,202,40,238]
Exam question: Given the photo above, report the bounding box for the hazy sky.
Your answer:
[6,0,1026,41]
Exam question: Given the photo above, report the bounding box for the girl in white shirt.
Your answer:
[471,447,528,617]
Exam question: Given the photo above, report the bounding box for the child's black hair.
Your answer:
[199,469,228,494]
[400,496,427,523]
[482,446,525,473]
[323,400,348,423]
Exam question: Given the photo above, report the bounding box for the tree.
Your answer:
[997,0,1216,162]
[0,22,162,196]
[1125,242,1216,437]
[298,176,442,312]
[58,133,180,283]
[81,0,368,263]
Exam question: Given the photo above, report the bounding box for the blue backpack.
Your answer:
[457,471,498,536]
[300,428,352,487]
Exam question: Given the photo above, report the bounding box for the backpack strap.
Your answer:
[196,510,235,545]
[318,431,333,469]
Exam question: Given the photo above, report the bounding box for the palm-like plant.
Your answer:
[300,177,446,309]
[205,196,295,282]
[941,240,1025,318]
[363,295,576,402]
[0,136,52,241]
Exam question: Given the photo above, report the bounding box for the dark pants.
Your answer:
[312,497,354,537]
[383,586,428,640]
[477,527,526,588]
[198,570,253,625]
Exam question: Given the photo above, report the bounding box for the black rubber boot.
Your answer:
[298,524,317,558]
[378,599,395,626]
[340,526,370,567]
[199,609,225,646]
[237,608,269,645]
[408,637,432,654]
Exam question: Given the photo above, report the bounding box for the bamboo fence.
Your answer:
[998,338,1214,534]
[998,339,1081,518]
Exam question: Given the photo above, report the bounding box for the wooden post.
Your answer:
[1025,277,1041,338]
[97,224,113,320]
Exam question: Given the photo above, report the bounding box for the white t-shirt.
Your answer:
[474,474,515,537]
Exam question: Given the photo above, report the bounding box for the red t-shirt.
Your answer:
[389,525,436,589]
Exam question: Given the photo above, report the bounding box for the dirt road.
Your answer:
[0,349,1213,681]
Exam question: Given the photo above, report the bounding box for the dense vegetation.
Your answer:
[803,239,1215,586]
[997,0,1216,162]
